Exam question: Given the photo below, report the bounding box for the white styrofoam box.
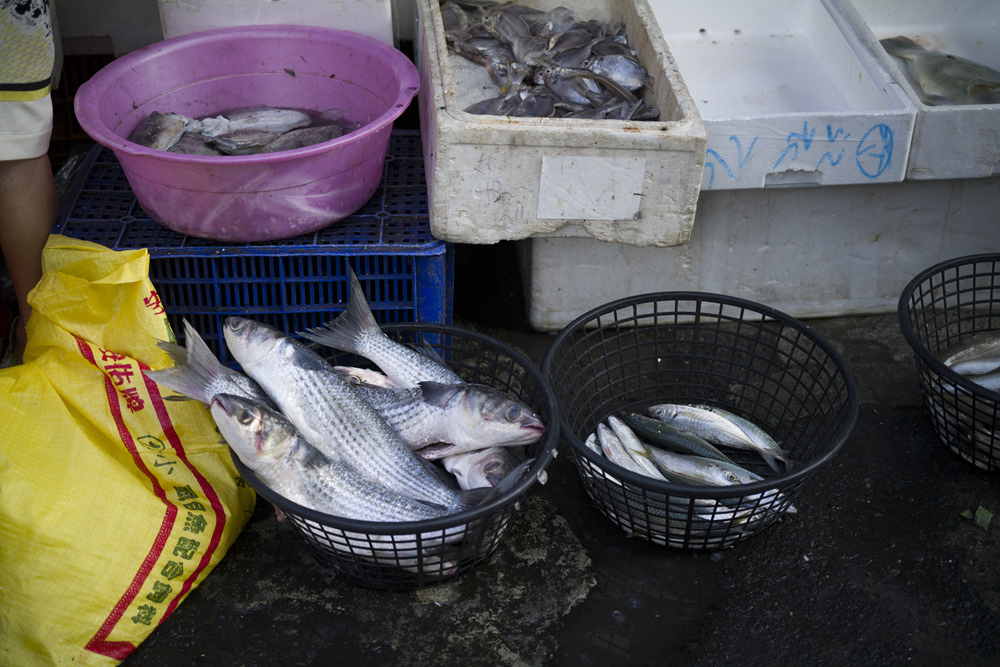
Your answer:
[157,0,394,46]
[520,176,1000,331]
[414,0,708,248]
[833,0,1000,180]
[647,0,915,191]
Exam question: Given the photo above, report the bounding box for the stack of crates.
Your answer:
[53,130,452,366]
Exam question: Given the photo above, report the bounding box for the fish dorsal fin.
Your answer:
[418,340,449,366]
[418,381,464,407]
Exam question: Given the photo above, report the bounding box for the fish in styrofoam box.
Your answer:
[415,0,707,248]
[833,0,1000,180]
[647,0,916,191]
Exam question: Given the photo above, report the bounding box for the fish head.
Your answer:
[462,384,546,446]
[647,403,680,423]
[210,393,296,466]
[224,317,290,370]
[442,447,522,489]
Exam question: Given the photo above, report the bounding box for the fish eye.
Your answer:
[725,472,739,483]
[504,404,523,422]
[651,407,665,418]
[237,408,254,425]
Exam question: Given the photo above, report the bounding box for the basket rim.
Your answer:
[233,322,560,534]
[74,24,420,166]
[897,253,1000,403]
[540,290,860,495]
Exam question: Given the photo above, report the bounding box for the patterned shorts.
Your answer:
[1,0,55,160]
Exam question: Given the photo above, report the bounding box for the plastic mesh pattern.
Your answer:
[542,292,858,550]
[898,254,1000,472]
[54,131,453,365]
[230,324,560,590]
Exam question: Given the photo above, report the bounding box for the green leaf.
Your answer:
[974,506,993,531]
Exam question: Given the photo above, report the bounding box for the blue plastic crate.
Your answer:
[54,131,453,366]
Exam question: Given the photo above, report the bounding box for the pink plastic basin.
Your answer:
[74,25,419,242]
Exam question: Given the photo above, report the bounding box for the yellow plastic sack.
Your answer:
[0,235,255,665]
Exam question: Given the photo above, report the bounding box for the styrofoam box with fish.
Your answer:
[414,0,707,248]
[647,0,916,190]
[833,0,1000,180]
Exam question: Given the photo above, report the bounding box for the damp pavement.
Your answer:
[117,242,1000,667]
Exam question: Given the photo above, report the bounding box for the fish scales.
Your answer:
[224,317,471,510]
[300,267,463,388]
[210,394,462,572]
[881,36,1000,105]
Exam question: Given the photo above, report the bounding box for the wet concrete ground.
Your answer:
[122,242,1000,667]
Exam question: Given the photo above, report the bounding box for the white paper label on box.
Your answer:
[537,156,645,220]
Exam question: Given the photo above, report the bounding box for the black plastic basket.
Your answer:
[229,323,559,589]
[541,292,858,550]
[898,254,1000,471]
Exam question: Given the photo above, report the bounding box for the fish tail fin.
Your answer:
[298,266,380,352]
[880,36,922,55]
[145,319,225,404]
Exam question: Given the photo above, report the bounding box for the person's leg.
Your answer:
[0,153,57,361]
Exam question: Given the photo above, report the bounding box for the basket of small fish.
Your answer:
[146,269,558,589]
[541,292,858,549]
[898,254,1000,472]
[74,24,419,242]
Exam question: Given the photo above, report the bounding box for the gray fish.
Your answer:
[644,446,796,515]
[967,368,1000,393]
[442,1,658,121]
[510,34,551,67]
[212,393,453,522]
[209,129,282,156]
[333,365,397,388]
[166,133,223,156]
[583,53,649,92]
[483,8,531,46]
[354,380,545,458]
[524,6,576,37]
[223,316,479,511]
[127,111,190,151]
[682,404,792,473]
[441,1,470,34]
[583,431,604,457]
[596,421,667,481]
[199,106,313,137]
[644,445,749,487]
[210,393,463,574]
[620,412,734,463]
[648,404,760,453]
[464,92,522,115]
[512,87,557,117]
[450,36,516,66]
[937,330,1000,376]
[259,125,342,153]
[442,446,526,490]
[299,267,464,388]
[145,318,276,409]
[881,36,1000,105]
[541,65,639,105]
[607,415,679,482]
